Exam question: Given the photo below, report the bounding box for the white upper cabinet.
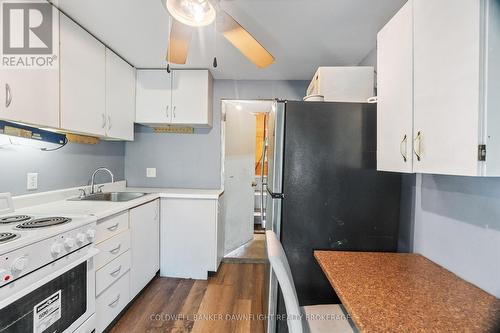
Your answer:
[413,0,481,176]
[377,0,414,173]
[135,69,213,128]
[105,49,136,141]
[0,69,59,128]
[0,8,59,128]
[377,0,500,176]
[60,13,106,137]
[135,70,172,124]
[171,70,213,127]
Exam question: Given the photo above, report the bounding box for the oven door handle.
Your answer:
[0,247,99,309]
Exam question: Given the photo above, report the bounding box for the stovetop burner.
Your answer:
[0,232,20,243]
[16,217,72,229]
[0,215,32,224]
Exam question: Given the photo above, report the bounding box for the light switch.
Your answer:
[27,173,38,190]
[146,168,157,178]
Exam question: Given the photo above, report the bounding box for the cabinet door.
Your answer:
[377,0,414,173]
[160,198,216,279]
[0,69,59,128]
[60,13,106,136]
[0,6,59,128]
[130,200,159,297]
[413,0,481,175]
[135,70,172,124]
[171,70,212,126]
[105,49,135,140]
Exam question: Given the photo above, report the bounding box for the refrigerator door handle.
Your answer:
[267,186,285,199]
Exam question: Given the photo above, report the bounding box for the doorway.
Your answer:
[220,99,275,262]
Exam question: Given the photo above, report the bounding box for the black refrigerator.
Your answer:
[265,101,402,333]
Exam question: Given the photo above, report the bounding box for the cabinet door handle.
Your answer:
[400,134,408,162]
[107,223,119,231]
[109,244,122,254]
[173,106,176,118]
[109,265,122,277]
[166,105,170,118]
[414,131,422,161]
[108,115,112,130]
[5,84,12,108]
[108,294,121,307]
[102,114,106,128]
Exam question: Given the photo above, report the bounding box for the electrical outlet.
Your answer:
[146,168,157,178]
[27,173,38,191]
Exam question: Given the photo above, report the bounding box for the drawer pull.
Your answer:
[108,294,121,307]
[109,244,122,255]
[107,223,119,231]
[109,265,122,277]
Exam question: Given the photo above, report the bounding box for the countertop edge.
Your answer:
[313,251,365,331]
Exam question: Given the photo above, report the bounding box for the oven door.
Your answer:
[0,247,98,333]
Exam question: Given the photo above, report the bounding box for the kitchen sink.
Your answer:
[69,192,147,202]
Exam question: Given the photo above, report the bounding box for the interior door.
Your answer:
[135,70,172,124]
[171,70,210,125]
[377,0,414,173]
[105,49,135,140]
[222,106,256,253]
[413,0,481,175]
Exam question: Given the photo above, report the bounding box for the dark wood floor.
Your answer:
[110,263,268,333]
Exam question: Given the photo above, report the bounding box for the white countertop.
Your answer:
[126,187,223,199]
[10,182,223,221]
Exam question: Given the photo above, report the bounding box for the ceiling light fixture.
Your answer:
[165,0,216,27]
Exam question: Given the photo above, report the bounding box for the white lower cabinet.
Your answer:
[95,230,131,270]
[130,200,160,297]
[95,272,131,333]
[94,200,160,332]
[160,197,221,279]
[96,251,131,296]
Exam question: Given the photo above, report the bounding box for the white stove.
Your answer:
[0,210,97,333]
[0,212,96,286]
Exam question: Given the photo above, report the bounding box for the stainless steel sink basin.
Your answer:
[69,192,147,202]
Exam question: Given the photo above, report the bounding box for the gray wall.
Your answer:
[413,175,500,297]
[0,140,125,196]
[125,79,308,189]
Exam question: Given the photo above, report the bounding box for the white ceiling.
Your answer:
[56,0,406,80]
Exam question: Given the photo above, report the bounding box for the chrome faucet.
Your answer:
[90,167,114,194]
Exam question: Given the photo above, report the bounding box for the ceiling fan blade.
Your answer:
[217,10,274,69]
[166,19,193,64]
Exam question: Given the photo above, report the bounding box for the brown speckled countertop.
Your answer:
[314,251,500,333]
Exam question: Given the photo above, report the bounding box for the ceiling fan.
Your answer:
[161,0,275,69]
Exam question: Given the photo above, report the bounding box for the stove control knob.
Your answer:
[11,257,28,273]
[76,233,86,244]
[51,243,63,256]
[64,237,75,249]
[86,229,96,242]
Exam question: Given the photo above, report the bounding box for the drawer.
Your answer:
[96,211,128,243]
[95,230,131,270]
[96,272,130,333]
[96,250,131,296]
